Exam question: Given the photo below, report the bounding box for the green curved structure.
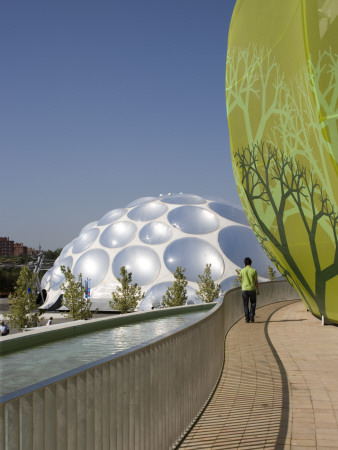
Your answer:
[226,0,338,322]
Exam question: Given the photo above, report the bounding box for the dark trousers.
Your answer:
[242,290,257,322]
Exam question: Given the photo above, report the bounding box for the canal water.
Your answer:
[0,310,207,397]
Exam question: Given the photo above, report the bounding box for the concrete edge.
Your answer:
[0,302,215,355]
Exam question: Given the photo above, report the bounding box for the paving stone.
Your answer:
[178,301,338,449]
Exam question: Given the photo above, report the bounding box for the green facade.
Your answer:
[226,0,338,322]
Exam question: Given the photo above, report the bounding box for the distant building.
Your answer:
[0,237,35,257]
[0,237,14,257]
[14,243,27,257]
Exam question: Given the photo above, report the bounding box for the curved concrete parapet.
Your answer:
[0,281,299,450]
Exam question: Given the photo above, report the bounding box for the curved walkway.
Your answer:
[179,300,338,449]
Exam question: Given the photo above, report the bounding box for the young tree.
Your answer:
[60,266,92,320]
[109,266,144,314]
[268,265,276,281]
[5,266,41,329]
[196,264,222,303]
[162,266,188,307]
[232,269,242,288]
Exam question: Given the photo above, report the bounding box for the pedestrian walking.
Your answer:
[0,320,10,336]
[239,257,259,323]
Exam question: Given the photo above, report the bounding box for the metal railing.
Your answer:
[0,281,299,450]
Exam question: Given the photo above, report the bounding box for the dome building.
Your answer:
[41,193,276,311]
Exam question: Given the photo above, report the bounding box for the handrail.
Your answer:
[0,281,299,450]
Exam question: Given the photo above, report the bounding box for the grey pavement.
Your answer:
[179,300,338,449]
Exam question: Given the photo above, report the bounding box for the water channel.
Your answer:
[0,310,207,397]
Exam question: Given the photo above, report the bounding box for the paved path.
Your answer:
[179,300,338,449]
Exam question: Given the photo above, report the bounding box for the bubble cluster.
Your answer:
[41,194,275,311]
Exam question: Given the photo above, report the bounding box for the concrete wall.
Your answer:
[0,281,299,450]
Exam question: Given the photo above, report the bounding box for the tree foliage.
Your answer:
[268,265,276,281]
[44,248,62,261]
[162,266,188,307]
[196,264,221,303]
[232,269,241,288]
[4,266,41,329]
[60,266,92,320]
[0,267,21,292]
[109,266,144,314]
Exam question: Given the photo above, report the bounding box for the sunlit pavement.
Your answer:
[179,300,338,449]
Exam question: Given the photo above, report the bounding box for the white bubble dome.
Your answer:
[41,193,277,311]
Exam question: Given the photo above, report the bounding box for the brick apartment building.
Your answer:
[0,237,14,257]
[0,237,34,257]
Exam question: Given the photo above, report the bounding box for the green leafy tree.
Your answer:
[60,266,92,320]
[162,266,188,307]
[232,269,242,288]
[268,265,276,281]
[196,264,222,303]
[4,266,41,329]
[44,248,62,261]
[0,267,21,292]
[109,266,144,314]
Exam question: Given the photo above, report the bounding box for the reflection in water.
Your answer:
[0,311,206,397]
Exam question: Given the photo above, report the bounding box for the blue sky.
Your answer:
[1,0,238,250]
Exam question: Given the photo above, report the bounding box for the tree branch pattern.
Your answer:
[235,142,338,316]
[226,44,338,205]
[226,43,338,319]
